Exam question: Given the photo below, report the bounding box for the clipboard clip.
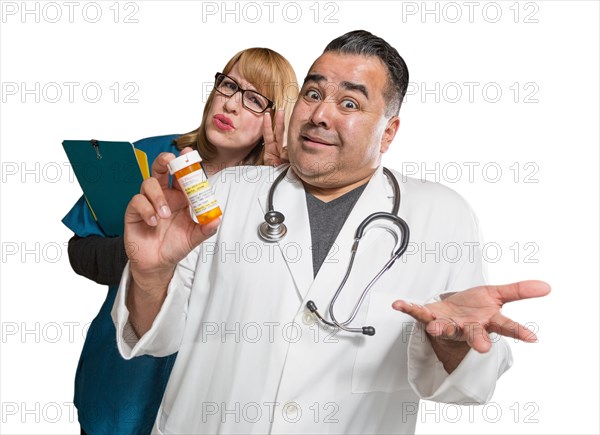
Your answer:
[91,139,102,160]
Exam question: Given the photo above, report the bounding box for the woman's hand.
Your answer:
[262,108,288,166]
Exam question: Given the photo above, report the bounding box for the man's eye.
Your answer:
[304,89,321,100]
[341,99,358,110]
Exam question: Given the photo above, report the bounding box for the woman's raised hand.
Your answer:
[262,109,287,166]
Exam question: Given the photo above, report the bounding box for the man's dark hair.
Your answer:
[324,30,409,116]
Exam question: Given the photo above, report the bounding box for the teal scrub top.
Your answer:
[63,134,180,434]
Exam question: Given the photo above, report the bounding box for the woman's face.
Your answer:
[204,63,266,157]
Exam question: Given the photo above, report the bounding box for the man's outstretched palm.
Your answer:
[393,280,551,353]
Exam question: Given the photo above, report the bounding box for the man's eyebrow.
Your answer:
[302,74,369,99]
[340,81,368,99]
[303,73,327,84]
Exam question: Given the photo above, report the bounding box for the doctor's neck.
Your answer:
[297,169,375,203]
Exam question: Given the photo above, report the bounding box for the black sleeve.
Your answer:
[67,235,128,286]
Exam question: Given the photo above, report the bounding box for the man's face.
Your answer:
[287,52,399,189]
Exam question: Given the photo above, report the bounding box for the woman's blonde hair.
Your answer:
[175,48,298,165]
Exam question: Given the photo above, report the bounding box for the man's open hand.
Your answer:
[392,280,551,354]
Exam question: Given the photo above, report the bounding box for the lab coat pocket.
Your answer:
[351,291,413,393]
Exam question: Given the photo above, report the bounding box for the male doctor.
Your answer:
[113,30,550,434]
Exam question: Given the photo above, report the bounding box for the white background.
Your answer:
[0,1,598,434]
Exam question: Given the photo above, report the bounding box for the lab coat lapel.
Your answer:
[306,166,396,317]
[257,167,314,303]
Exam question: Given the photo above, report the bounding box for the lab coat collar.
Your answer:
[257,165,314,304]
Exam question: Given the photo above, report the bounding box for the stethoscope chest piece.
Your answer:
[258,210,287,242]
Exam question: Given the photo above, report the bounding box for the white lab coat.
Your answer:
[113,165,512,434]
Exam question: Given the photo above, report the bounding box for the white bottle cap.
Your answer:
[168,150,202,174]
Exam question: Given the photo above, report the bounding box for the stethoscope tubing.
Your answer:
[259,166,410,336]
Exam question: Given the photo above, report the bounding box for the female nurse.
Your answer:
[62,47,297,434]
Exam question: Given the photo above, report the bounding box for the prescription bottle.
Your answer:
[167,151,222,225]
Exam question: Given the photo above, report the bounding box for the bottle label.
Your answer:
[178,170,219,216]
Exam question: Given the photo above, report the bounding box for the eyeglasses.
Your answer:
[213,73,274,114]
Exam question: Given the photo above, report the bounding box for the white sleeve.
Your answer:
[407,323,513,404]
[111,249,198,358]
[406,190,512,404]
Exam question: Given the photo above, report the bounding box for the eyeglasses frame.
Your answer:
[213,72,275,114]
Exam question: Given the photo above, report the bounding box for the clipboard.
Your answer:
[63,139,150,236]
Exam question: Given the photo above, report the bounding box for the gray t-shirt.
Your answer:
[305,184,367,276]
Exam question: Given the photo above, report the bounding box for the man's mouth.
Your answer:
[302,133,335,147]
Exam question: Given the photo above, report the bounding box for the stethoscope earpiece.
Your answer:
[307,299,377,336]
[362,326,376,336]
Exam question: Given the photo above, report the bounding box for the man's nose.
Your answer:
[309,99,334,128]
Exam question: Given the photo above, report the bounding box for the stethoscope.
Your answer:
[258,167,410,336]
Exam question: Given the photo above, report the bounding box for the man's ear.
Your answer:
[380,116,400,154]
